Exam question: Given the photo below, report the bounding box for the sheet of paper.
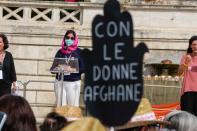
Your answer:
[0,70,3,79]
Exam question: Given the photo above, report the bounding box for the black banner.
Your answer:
[82,0,149,126]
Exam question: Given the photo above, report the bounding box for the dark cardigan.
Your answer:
[0,51,17,96]
[0,51,17,85]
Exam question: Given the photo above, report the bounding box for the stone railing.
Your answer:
[0,1,83,25]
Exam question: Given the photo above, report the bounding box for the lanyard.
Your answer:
[65,54,72,65]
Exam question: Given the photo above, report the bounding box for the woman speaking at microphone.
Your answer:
[51,30,84,107]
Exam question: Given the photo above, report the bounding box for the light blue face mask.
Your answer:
[65,39,74,46]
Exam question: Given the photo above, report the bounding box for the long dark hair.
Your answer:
[0,33,9,50]
[0,95,37,131]
[187,35,197,53]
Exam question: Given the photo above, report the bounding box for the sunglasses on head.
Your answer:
[65,36,75,40]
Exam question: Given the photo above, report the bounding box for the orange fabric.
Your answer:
[152,102,180,120]
[152,102,180,109]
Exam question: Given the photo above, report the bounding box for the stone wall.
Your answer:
[1,0,196,96]
[1,0,197,120]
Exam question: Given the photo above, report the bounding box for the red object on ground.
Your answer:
[152,102,180,120]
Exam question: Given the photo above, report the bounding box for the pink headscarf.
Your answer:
[61,33,78,54]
